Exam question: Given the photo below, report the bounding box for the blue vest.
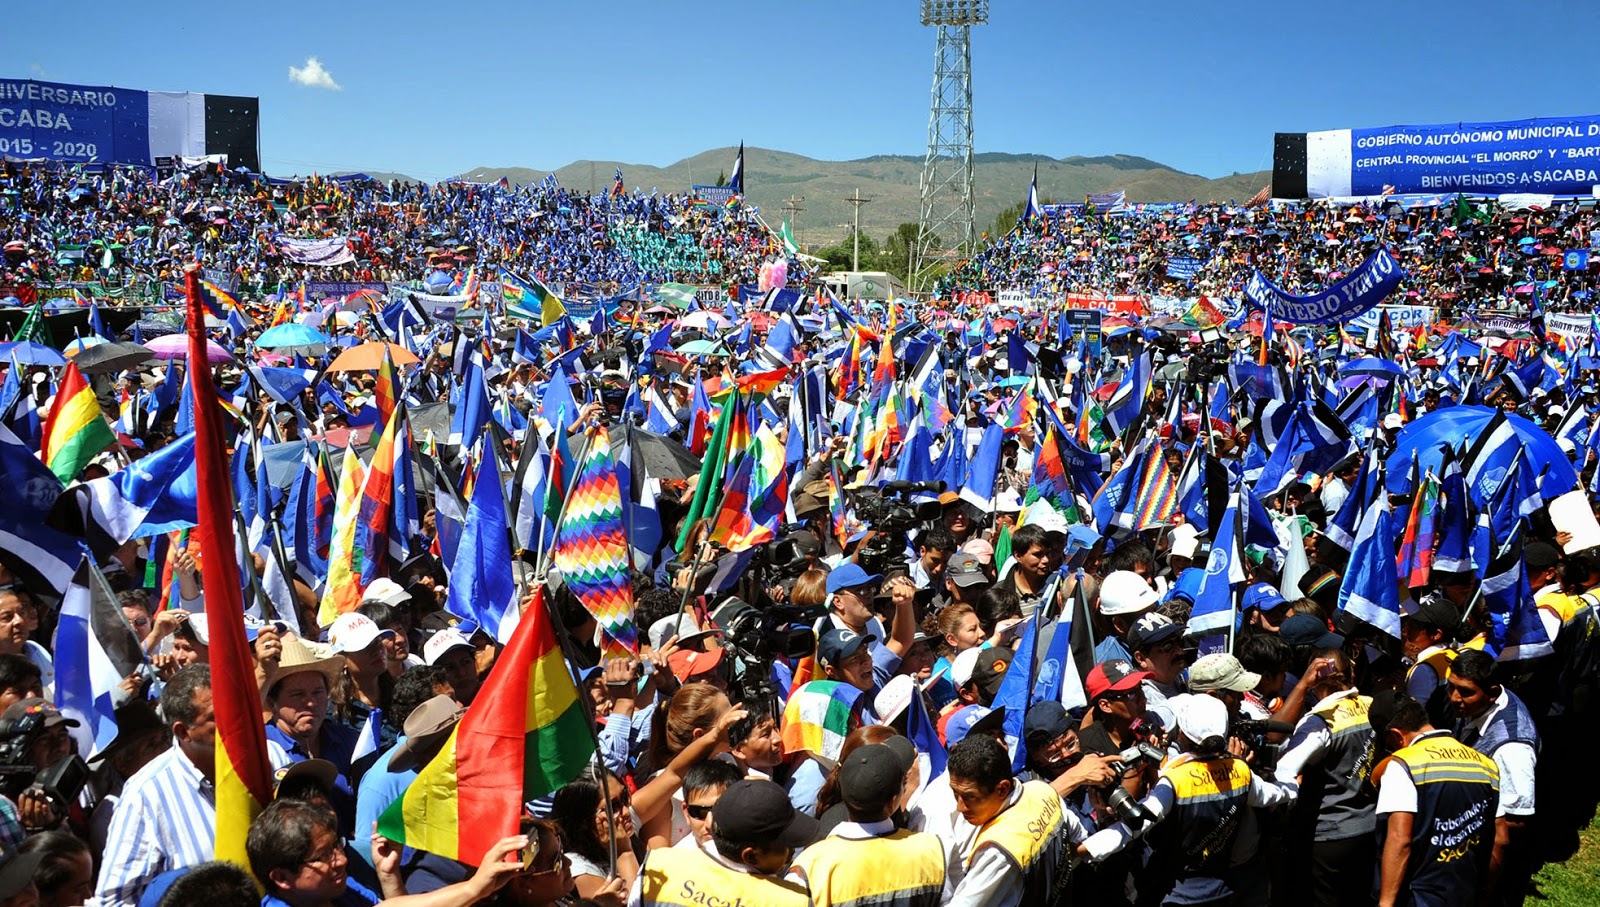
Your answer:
[1460,688,1538,758]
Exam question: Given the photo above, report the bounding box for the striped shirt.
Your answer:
[95,742,216,907]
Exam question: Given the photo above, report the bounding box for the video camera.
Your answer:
[0,711,90,817]
[847,480,946,576]
[1099,741,1167,827]
[1231,717,1294,776]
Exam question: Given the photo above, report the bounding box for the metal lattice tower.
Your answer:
[912,0,986,293]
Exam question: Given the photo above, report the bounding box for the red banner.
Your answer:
[1063,293,1147,316]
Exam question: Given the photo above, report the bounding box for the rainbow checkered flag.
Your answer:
[551,424,637,659]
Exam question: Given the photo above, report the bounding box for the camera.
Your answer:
[0,712,90,816]
[1185,339,1231,384]
[847,481,946,577]
[1096,741,1166,827]
[1231,717,1293,776]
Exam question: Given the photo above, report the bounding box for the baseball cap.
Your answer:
[712,779,820,849]
[0,851,45,899]
[1382,412,1404,430]
[945,704,1008,748]
[1280,613,1344,648]
[648,612,722,651]
[1404,594,1459,631]
[423,628,475,666]
[329,612,396,654]
[817,628,874,668]
[390,695,466,770]
[839,743,905,812]
[0,698,80,730]
[1126,612,1184,651]
[1174,693,1228,743]
[938,490,961,506]
[826,563,883,595]
[1367,689,1417,749]
[1187,653,1261,693]
[1167,523,1200,561]
[961,538,995,565]
[1242,582,1288,614]
[1525,542,1561,570]
[950,646,984,688]
[946,552,991,588]
[360,577,413,607]
[668,647,726,683]
[184,612,211,646]
[1099,570,1161,616]
[874,674,918,725]
[1085,659,1151,701]
[971,647,1014,703]
[1023,701,1073,745]
[273,758,339,798]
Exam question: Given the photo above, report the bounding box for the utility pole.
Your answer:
[783,194,806,248]
[844,188,873,272]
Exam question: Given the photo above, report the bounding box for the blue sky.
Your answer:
[8,0,1600,181]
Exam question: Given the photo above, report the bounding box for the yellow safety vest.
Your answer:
[637,844,810,907]
[968,779,1069,904]
[792,828,945,907]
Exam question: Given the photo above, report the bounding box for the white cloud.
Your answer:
[288,56,342,91]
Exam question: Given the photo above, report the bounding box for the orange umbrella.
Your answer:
[325,341,421,371]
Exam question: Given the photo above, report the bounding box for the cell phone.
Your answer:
[521,837,538,870]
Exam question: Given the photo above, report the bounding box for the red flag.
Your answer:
[183,266,274,868]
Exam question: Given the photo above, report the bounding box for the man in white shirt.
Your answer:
[1448,650,1538,904]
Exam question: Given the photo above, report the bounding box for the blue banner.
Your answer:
[1166,256,1203,280]
[1244,247,1405,324]
[1302,115,1600,197]
[0,79,257,170]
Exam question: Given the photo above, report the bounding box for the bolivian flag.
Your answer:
[378,585,594,864]
[40,362,116,482]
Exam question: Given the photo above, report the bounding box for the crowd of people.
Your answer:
[0,156,1596,907]
[0,161,790,299]
[941,196,1600,316]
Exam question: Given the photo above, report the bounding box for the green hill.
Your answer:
[459,147,1268,248]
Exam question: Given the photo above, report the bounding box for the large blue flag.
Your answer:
[445,450,517,642]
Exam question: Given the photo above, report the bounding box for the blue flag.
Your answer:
[445,450,517,642]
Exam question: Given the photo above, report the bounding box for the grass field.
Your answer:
[1528,812,1600,905]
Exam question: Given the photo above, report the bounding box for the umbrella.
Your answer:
[615,425,701,480]
[677,310,729,331]
[0,341,67,367]
[326,342,421,372]
[1386,405,1577,504]
[1343,357,1406,378]
[1154,361,1186,381]
[256,323,329,349]
[72,341,156,375]
[144,334,234,363]
[63,336,108,356]
[674,339,726,356]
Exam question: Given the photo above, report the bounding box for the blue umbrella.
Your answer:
[1343,357,1406,378]
[1386,405,1577,503]
[256,323,329,349]
[0,341,67,367]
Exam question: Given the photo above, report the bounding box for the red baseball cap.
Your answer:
[668,647,726,683]
[1085,659,1151,701]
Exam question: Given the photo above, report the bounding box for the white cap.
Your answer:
[950,647,984,688]
[186,613,211,646]
[1168,524,1199,561]
[329,612,395,653]
[1175,693,1229,744]
[361,578,412,607]
[647,613,720,652]
[874,674,918,725]
[1021,498,1069,534]
[996,488,1024,513]
[1098,570,1160,616]
[1382,413,1404,430]
[423,628,474,666]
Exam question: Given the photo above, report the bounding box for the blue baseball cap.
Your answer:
[826,563,883,595]
[945,704,1007,749]
[817,627,875,668]
[1242,582,1288,614]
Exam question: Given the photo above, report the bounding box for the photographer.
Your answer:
[1077,695,1299,906]
[0,698,80,835]
[1272,647,1377,907]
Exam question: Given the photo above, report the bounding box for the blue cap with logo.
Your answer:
[817,627,875,667]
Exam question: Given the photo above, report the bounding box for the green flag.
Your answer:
[779,219,799,257]
[675,395,738,551]
[14,301,52,346]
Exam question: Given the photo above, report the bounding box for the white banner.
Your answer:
[275,235,355,267]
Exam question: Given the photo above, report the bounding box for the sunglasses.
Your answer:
[684,803,715,821]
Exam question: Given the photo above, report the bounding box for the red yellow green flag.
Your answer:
[182,268,274,869]
[40,361,116,482]
[378,585,594,864]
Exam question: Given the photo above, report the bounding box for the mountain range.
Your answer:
[368,147,1270,249]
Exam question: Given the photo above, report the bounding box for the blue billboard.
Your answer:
[0,79,259,170]
[1274,114,1600,198]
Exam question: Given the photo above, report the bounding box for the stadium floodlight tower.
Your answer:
[912,0,986,294]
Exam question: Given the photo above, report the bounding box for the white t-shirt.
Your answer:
[1375,731,1508,819]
